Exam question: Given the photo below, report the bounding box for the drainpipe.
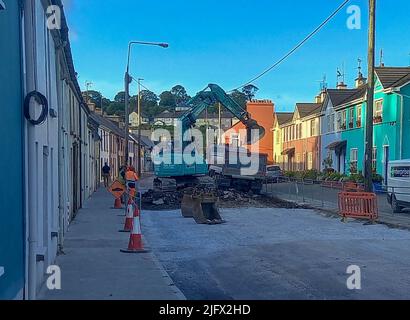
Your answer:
[22,0,37,300]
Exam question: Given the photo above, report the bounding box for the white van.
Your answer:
[387,160,410,213]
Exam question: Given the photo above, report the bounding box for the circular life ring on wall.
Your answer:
[24,91,49,125]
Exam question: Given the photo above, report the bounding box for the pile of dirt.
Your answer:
[141,187,307,211]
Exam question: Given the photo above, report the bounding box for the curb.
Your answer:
[143,236,187,301]
[270,194,410,231]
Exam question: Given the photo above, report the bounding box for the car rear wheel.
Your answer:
[391,194,403,214]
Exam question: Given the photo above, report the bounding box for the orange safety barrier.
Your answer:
[338,192,378,222]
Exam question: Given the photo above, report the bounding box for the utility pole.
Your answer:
[137,78,143,178]
[364,0,376,192]
[218,103,222,144]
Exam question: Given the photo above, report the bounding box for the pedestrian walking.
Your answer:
[102,162,111,187]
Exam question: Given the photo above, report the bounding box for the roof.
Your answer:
[327,89,360,106]
[296,103,322,118]
[375,67,410,88]
[90,113,125,138]
[130,134,155,148]
[275,112,293,126]
[55,0,89,113]
[327,86,367,108]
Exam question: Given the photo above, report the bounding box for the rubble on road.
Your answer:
[141,187,307,211]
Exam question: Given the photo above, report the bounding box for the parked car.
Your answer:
[387,160,410,213]
[266,165,283,183]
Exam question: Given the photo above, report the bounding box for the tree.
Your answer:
[229,90,248,110]
[106,102,124,116]
[114,91,126,104]
[139,90,164,119]
[171,85,190,107]
[159,91,176,109]
[242,84,259,101]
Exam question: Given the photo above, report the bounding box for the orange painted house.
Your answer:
[280,103,323,171]
[224,100,275,164]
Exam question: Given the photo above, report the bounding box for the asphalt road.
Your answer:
[142,207,410,300]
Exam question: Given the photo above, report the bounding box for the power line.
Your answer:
[231,0,351,92]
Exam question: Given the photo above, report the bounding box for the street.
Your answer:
[142,207,410,300]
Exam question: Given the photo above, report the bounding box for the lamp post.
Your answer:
[124,41,168,166]
[137,78,144,177]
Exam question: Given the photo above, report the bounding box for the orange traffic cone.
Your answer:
[119,199,134,233]
[120,206,149,253]
[114,197,122,209]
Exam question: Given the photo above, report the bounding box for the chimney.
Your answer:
[355,72,367,88]
[95,107,103,115]
[315,95,321,103]
[336,82,347,90]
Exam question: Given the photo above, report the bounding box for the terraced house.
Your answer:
[321,67,410,183]
[280,102,323,171]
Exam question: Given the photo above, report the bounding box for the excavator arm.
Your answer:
[178,84,265,144]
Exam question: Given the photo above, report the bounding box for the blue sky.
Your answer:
[64,0,410,112]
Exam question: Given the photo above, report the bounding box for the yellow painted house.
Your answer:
[272,112,293,166]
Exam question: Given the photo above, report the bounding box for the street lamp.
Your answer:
[124,41,169,167]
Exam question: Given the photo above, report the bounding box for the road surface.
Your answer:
[142,207,410,300]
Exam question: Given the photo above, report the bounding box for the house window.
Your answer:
[310,119,316,137]
[350,148,358,173]
[357,106,362,128]
[231,134,240,147]
[330,113,335,132]
[276,131,280,144]
[374,100,383,123]
[307,152,313,170]
[372,147,377,172]
[340,110,347,130]
[349,108,354,128]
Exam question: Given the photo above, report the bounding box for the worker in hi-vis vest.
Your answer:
[125,166,139,198]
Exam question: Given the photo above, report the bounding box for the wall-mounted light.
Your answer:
[0,0,6,10]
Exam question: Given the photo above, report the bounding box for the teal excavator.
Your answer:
[153,84,265,190]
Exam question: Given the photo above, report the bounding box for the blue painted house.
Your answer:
[321,67,410,182]
[320,75,367,174]
[0,0,25,300]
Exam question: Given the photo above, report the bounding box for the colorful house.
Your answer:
[322,67,410,183]
[320,78,367,174]
[272,112,293,165]
[280,102,323,171]
[0,0,25,300]
[225,100,275,164]
[346,67,410,180]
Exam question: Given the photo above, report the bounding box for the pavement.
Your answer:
[38,187,185,300]
[143,207,410,300]
[263,182,410,230]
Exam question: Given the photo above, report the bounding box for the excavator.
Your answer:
[152,84,266,224]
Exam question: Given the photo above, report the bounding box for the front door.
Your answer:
[383,145,390,185]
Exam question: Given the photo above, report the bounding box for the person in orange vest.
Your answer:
[125,166,139,198]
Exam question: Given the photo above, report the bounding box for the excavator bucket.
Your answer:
[181,192,224,225]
